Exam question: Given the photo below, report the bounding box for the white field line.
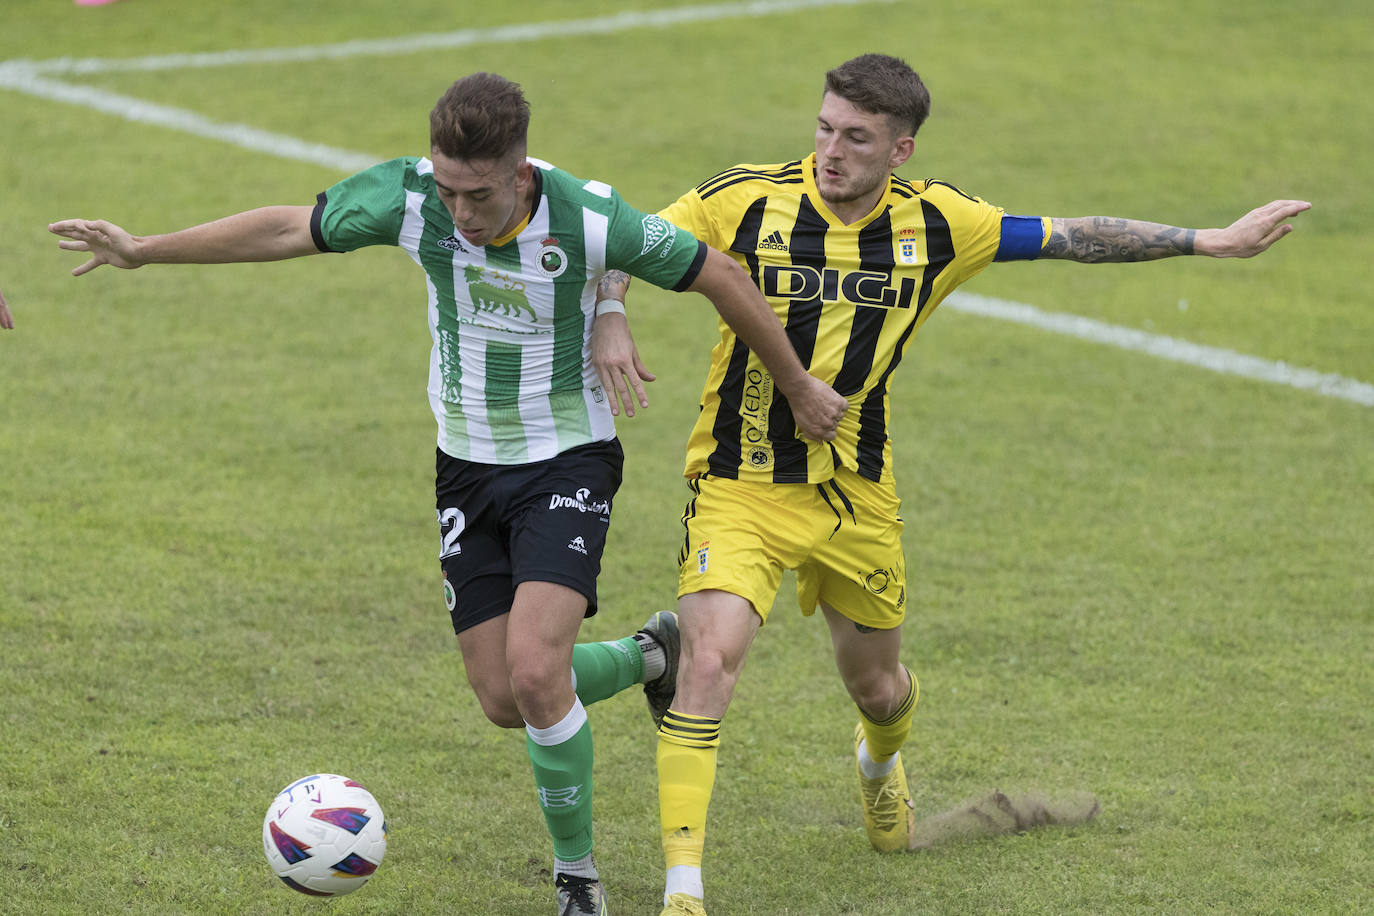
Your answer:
[946,292,1374,407]
[0,71,379,173]
[2,3,1367,408]
[9,0,897,75]
[0,0,894,172]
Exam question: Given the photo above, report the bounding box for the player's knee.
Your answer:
[680,643,742,694]
[465,671,524,728]
[470,686,523,728]
[478,700,525,729]
[849,666,908,721]
[506,658,569,719]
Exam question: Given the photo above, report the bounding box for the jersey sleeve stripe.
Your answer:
[697,162,805,200]
[923,178,980,203]
[889,176,919,199]
[672,240,710,292]
[695,160,804,194]
[310,191,336,252]
[700,173,804,201]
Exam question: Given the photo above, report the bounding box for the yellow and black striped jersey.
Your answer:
[660,152,1047,485]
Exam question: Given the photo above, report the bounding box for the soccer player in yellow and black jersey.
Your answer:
[592,53,1308,916]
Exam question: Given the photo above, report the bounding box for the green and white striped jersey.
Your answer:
[312,156,705,464]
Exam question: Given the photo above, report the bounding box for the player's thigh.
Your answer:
[508,439,624,618]
[436,449,519,635]
[821,601,906,712]
[798,472,907,630]
[506,580,588,683]
[676,475,822,623]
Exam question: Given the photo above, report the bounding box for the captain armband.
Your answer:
[994,215,1048,261]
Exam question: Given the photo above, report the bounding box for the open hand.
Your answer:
[1205,200,1311,258]
[591,311,656,417]
[49,218,144,275]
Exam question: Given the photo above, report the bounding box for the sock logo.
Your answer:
[538,785,583,808]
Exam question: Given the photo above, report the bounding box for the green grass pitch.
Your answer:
[1,1,1370,913]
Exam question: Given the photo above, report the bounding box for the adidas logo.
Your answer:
[758,230,788,252]
[568,536,588,555]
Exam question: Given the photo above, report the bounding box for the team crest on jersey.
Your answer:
[462,264,537,323]
[896,227,920,265]
[641,214,675,258]
[535,236,568,278]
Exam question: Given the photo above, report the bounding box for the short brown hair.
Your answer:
[824,54,931,138]
[429,72,530,161]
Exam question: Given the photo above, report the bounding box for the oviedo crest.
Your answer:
[896,227,920,265]
[536,236,568,278]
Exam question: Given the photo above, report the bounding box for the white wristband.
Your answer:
[595,299,626,316]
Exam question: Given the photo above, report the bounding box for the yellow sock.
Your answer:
[858,665,918,761]
[657,709,721,869]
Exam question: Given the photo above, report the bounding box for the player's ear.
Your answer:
[889,135,915,170]
[514,158,535,188]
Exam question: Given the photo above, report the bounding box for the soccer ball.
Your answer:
[262,773,387,896]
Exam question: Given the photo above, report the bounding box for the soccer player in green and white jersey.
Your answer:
[50,72,848,916]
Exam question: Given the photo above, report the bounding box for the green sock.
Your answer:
[526,701,596,862]
[570,636,643,705]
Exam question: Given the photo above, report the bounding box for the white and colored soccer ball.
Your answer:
[262,773,387,897]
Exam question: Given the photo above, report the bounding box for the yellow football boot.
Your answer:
[659,892,707,915]
[854,723,915,851]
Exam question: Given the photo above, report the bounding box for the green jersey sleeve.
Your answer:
[604,192,707,292]
[311,157,413,253]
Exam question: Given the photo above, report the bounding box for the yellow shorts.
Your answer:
[676,467,907,629]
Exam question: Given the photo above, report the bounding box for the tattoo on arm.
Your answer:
[1043,217,1196,263]
[597,270,631,302]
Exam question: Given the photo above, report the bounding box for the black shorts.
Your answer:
[435,438,624,635]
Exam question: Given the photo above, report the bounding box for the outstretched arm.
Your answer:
[1041,199,1311,262]
[687,247,848,442]
[0,288,12,330]
[49,205,320,276]
[590,270,657,417]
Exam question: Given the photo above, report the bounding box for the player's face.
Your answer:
[814,92,911,222]
[430,149,534,248]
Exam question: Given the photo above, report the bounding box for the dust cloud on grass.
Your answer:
[908,790,1101,851]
